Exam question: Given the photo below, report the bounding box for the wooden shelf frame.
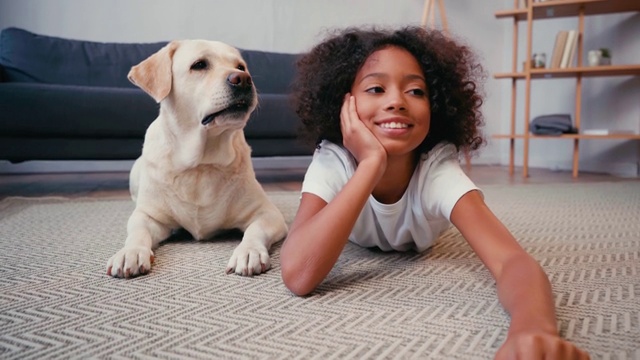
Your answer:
[496,0,640,21]
[494,64,640,79]
[494,0,640,178]
[494,133,640,140]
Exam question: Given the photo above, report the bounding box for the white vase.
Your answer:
[587,50,602,66]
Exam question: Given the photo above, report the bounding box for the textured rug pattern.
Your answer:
[0,182,639,359]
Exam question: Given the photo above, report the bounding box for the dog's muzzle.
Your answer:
[201,72,255,126]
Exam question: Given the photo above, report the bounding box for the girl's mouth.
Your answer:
[378,122,410,129]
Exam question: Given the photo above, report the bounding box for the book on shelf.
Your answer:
[566,31,578,68]
[560,30,578,68]
[550,31,569,69]
[582,129,637,135]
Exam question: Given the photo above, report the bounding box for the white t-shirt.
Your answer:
[301,140,480,252]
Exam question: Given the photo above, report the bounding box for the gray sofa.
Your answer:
[0,27,313,163]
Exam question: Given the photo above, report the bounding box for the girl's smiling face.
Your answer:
[350,45,431,157]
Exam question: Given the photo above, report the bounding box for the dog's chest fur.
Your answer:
[156,164,257,240]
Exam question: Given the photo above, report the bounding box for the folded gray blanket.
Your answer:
[529,114,576,135]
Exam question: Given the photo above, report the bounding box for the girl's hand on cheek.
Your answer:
[340,94,387,168]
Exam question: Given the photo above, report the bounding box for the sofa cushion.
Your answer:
[245,94,300,138]
[0,137,146,162]
[0,83,157,137]
[241,50,299,94]
[0,27,166,88]
[0,27,299,94]
[0,137,313,162]
[0,83,303,139]
[246,138,313,157]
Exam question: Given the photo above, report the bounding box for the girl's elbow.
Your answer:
[281,258,317,296]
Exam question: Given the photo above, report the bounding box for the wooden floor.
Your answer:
[0,165,634,200]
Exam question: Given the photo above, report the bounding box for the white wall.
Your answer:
[0,0,638,176]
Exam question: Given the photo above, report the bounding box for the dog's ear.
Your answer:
[128,41,178,103]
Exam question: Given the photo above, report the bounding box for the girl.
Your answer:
[280,26,588,359]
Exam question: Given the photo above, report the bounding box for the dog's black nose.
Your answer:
[227,72,252,88]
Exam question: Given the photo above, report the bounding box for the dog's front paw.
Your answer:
[226,243,270,276]
[107,246,154,278]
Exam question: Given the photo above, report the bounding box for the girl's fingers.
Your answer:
[348,95,359,123]
[340,93,352,134]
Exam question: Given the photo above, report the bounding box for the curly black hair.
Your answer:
[292,25,486,155]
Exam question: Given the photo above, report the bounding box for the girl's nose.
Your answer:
[385,91,407,111]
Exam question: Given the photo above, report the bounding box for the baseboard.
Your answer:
[527,158,639,178]
[0,157,314,174]
[578,160,639,178]
[252,156,312,169]
[471,154,502,166]
[8,156,631,176]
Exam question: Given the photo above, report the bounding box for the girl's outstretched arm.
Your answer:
[280,159,383,296]
[451,190,589,359]
[281,95,387,296]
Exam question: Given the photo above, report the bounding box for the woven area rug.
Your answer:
[1,182,639,359]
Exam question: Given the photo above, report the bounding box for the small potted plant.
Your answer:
[599,48,611,65]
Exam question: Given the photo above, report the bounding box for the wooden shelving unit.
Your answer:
[493,0,640,178]
[495,64,640,79]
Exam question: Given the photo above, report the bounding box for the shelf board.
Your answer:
[494,72,526,79]
[493,133,640,140]
[494,64,640,79]
[495,8,527,20]
[495,0,640,21]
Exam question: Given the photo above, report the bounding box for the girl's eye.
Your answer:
[409,88,426,96]
[365,86,384,93]
[190,60,208,71]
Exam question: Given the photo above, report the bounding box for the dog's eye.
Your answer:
[190,60,208,71]
[237,64,246,72]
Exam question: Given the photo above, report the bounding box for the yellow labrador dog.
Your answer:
[106,40,288,278]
